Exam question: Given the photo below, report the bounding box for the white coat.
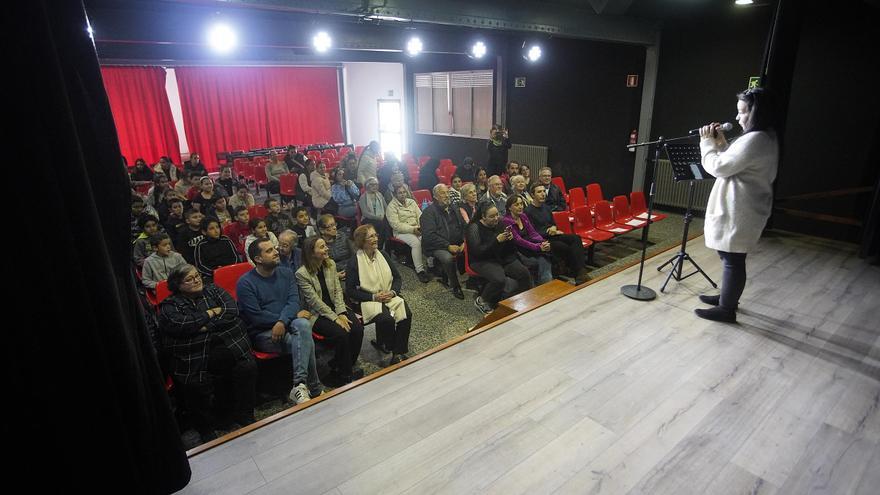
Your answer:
[700,130,778,253]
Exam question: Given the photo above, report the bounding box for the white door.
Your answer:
[378,99,402,160]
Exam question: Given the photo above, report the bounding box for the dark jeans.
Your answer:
[312,310,364,377]
[470,259,533,305]
[718,250,747,310]
[267,181,280,195]
[432,249,461,290]
[178,356,256,435]
[373,302,412,355]
[548,234,586,275]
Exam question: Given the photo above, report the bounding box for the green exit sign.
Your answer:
[748,77,761,89]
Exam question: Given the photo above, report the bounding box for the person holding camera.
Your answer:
[486,124,512,177]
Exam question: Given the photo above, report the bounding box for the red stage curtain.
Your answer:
[100,66,181,166]
[175,67,343,170]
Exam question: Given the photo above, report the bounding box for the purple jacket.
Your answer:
[502,213,544,253]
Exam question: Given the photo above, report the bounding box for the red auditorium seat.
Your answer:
[612,195,647,229]
[568,187,587,211]
[253,164,269,193]
[630,191,668,222]
[248,204,268,220]
[594,200,634,235]
[279,173,298,201]
[213,262,252,300]
[571,206,613,242]
[586,183,605,210]
[412,189,432,208]
[553,210,594,247]
[551,176,568,199]
[155,280,172,304]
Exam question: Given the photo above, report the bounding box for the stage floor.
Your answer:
[180,231,880,495]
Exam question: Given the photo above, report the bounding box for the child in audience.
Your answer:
[223,206,251,256]
[216,166,240,197]
[174,171,196,198]
[133,214,161,267]
[177,208,205,264]
[131,195,158,242]
[194,217,240,281]
[211,195,234,226]
[265,198,296,236]
[142,233,186,289]
[191,177,218,213]
[244,217,279,264]
[291,206,317,248]
[163,198,186,244]
[146,173,170,208]
[449,175,463,205]
[228,184,255,210]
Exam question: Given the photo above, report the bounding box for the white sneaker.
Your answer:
[290,383,311,404]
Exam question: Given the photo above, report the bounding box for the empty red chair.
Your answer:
[553,211,593,247]
[586,183,605,210]
[594,200,633,235]
[630,191,668,222]
[253,164,269,192]
[568,187,587,210]
[248,204,268,220]
[279,173,298,198]
[463,242,479,277]
[571,206,613,242]
[213,262,253,300]
[354,146,365,157]
[412,189,432,208]
[551,176,568,198]
[242,162,256,183]
[322,149,337,160]
[154,280,172,305]
[612,195,647,229]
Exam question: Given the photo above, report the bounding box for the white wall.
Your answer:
[342,62,405,155]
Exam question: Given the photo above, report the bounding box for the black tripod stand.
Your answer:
[657,143,717,292]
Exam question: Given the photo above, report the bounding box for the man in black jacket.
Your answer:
[537,166,567,212]
[420,184,466,299]
[525,182,590,284]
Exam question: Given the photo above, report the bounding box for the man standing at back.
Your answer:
[237,238,321,403]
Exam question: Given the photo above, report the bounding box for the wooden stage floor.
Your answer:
[180,231,880,495]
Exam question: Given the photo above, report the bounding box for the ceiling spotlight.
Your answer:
[313,31,332,53]
[471,41,487,59]
[406,37,423,56]
[525,45,542,62]
[735,0,754,4]
[207,24,237,54]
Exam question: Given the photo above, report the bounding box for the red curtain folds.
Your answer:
[100,66,181,166]
[175,67,343,170]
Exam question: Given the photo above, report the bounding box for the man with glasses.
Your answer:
[537,167,567,212]
[237,238,321,404]
[317,213,354,279]
[481,175,508,215]
[420,184,466,299]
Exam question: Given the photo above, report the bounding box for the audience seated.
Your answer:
[130,157,154,186]
[309,161,332,213]
[244,217,279,265]
[191,177,220,213]
[510,175,532,205]
[502,195,553,284]
[146,173,171,208]
[500,161,520,194]
[317,214,355,275]
[183,152,208,177]
[133,213,161,268]
[217,166,241,197]
[296,236,365,386]
[377,157,408,194]
[174,171,199,199]
[291,206,317,249]
[342,153,358,182]
[277,230,302,272]
[330,167,360,220]
[265,151,288,195]
[386,184,430,283]
[194,217,240,280]
[229,184,255,210]
[163,198,186,242]
[456,156,477,183]
[520,165,532,189]
[475,167,489,197]
[153,155,178,182]
[384,170,414,204]
[177,208,205,263]
[131,195,158,241]
[265,198,295,236]
[417,157,441,191]
[346,225,413,366]
[537,167,567,212]
[211,196,234,226]
[284,145,307,174]
[237,238,322,404]
[159,263,256,442]
[481,175,508,215]
[466,201,533,313]
[356,140,380,186]
[448,175,463,205]
[419,184,466,299]
[458,183,479,223]
[358,177,389,249]
[525,181,589,284]
[297,159,316,210]
[142,232,186,289]
[223,206,251,257]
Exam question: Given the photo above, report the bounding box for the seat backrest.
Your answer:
[586,183,604,208]
[630,191,647,214]
[551,176,568,196]
[463,242,478,276]
[572,205,594,232]
[243,162,256,180]
[213,262,253,300]
[155,280,171,304]
[279,173,298,195]
[248,205,268,219]
[253,164,268,181]
[552,211,573,234]
[612,195,632,220]
[412,189,432,208]
[568,187,586,210]
[593,200,615,227]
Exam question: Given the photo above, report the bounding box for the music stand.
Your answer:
[657,143,718,292]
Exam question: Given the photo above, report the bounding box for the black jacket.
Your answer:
[194,236,240,278]
[525,203,555,238]
[466,221,518,265]
[420,201,465,253]
[545,183,567,212]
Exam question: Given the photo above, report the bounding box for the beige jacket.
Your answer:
[295,260,346,323]
[386,197,421,235]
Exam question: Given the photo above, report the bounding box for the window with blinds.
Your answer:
[414,70,493,139]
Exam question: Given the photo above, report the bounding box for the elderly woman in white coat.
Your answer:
[696,87,779,323]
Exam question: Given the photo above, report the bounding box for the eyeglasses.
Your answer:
[182,274,201,285]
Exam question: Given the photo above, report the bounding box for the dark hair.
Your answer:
[529,180,546,195]
[302,235,329,274]
[333,167,346,182]
[472,200,497,223]
[166,263,197,293]
[451,174,461,182]
[233,205,248,217]
[138,213,159,229]
[131,195,145,205]
[505,194,523,211]
[248,217,266,230]
[317,213,335,229]
[737,87,777,133]
[264,197,279,208]
[236,183,249,191]
[247,237,272,264]
[292,206,309,218]
[475,167,488,180]
[201,216,221,232]
[188,171,201,180]
[184,208,201,219]
[135,158,147,167]
[424,158,441,172]
[168,197,184,207]
[462,157,474,167]
[148,232,171,247]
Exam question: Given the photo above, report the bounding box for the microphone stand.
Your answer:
[621,132,696,301]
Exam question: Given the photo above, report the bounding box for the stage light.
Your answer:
[735,0,754,5]
[406,37,423,56]
[313,31,332,53]
[470,41,487,59]
[525,44,542,62]
[207,24,237,54]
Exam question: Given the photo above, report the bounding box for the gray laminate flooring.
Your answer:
[179,230,880,495]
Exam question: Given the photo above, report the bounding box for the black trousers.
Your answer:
[373,302,412,355]
[178,355,256,435]
[718,250,747,310]
[548,233,586,275]
[312,309,364,376]
[470,259,533,305]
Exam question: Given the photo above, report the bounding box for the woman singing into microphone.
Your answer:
[696,87,779,323]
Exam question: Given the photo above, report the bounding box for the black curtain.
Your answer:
[6,1,190,492]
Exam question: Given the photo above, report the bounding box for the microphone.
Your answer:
[689,122,733,135]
